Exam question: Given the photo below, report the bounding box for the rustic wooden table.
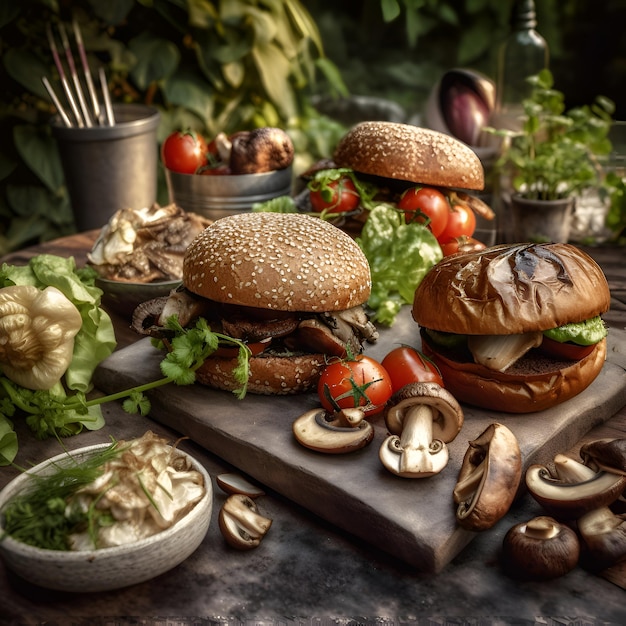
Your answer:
[1,232,626,623]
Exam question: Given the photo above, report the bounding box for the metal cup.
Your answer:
[51,104,160,231]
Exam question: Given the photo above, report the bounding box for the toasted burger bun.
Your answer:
[183,212,373,395]
[332,121,485,191]
[413,243,611,413]
[420,336,607,413]
[196,353,325,395]
[183,211,371,312]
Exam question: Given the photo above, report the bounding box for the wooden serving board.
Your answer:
[94,307,626,572]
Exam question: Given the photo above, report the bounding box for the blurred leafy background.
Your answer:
[1,0,625,255]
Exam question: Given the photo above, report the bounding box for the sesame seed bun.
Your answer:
[333,121,485,191]
[183,212,372,312]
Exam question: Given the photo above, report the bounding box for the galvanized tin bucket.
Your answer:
[165,166,293,220]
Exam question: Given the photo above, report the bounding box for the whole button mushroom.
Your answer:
[501,516,580,580]
[525,453,626,520]
[379,382,464,478]
[453,423,522,531]
[577,506,626,571]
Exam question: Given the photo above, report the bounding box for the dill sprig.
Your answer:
[0,442,123,550]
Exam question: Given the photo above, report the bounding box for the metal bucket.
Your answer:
[51,104,160,231]
[165,166,293,220]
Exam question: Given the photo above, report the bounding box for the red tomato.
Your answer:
[309,176,360,213]
[397,186,449,237]
[539,336,596,361]
[317,355,393,416]
[381,345,444,393]
[437,203,476,242]
[161,130,209,174]
[440,235,486,256]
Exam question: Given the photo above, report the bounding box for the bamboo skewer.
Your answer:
[58,22,92,127]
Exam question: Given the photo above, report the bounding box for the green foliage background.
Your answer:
[1,0,624,254]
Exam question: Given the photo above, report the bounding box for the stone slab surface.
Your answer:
[94,307,626,573]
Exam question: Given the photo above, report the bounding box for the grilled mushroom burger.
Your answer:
[412,243,610,413]
[132,212,378,395]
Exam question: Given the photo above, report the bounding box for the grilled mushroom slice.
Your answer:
[292,407,374,454]
[525,454,626,520]
[501,516,580,580]
[453,423,522,531]
[379,382,463,478]
[218,494,272,550]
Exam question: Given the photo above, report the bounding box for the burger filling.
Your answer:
[421,316,607,374]
[132,286,379,359]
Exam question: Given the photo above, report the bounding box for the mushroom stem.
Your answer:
[553,454,597,483]
[398,404,443,474]
[524,516,561,540]
[221,494,271,537]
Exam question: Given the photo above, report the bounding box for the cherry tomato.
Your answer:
[539,336,596,361]
[437,203,476,242]
[317,355,393,416]
[397,186,449,237]
[381,345,444,393]
[309,176,360,213]
[161,130,209,174]
[440,235,487,256]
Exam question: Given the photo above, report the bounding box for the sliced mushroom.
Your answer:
[579,438,626,476]
[501,516,580,580]
[292,407,374,454]
[218,494,272,550]
[525,454,626,520]
[577,506,626,571]
[379,382,463,478]
[453,423,522,531]
[216,473,266,498]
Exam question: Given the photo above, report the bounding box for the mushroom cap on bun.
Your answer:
[183,212,372,312]
[413,243,610,336]
[333,121,485,191]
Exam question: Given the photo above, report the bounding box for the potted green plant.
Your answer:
[490,69,614,242]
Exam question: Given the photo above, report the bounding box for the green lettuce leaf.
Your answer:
[543,316,608,346]
[357,204,442,325]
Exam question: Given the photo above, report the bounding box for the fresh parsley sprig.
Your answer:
[0,316,252,465]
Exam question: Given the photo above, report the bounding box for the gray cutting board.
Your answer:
[94,307,626,572]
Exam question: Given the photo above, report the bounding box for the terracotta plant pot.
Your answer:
[510,194,575,243]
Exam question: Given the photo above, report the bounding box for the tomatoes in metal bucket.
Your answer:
[161,130,209,174]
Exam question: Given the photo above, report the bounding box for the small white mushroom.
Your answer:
[453,423,522,531]
[218,494,272,550]
[379,382,463,478]
[292,407,374,454]
[501,516,580,580]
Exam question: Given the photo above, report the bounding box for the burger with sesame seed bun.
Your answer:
[132,212,378,395]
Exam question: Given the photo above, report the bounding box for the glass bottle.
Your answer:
[493,0,549,131]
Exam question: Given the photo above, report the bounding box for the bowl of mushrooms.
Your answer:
[164,127,294,219]
[0,432,212,592]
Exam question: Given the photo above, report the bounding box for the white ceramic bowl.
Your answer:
[0,443,212,592]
